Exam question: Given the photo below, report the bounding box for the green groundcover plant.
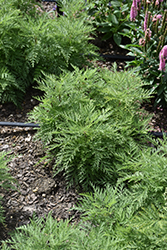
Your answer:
[75,138,167,249]
[2,139,167,249]
[0,152,16,224]
[29,65,153,191]
[122,0,167,106]
[0,0,97,106]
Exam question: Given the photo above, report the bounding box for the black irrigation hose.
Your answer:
[0,122,166,138]
[0,122,40,128]
[100,54,136,61]
[149,131,167,138]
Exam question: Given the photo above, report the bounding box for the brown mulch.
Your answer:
[1,0,167,245]
[0,86,81,243]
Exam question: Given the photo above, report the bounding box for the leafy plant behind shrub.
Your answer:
[84,0,132,45]
[0,0,97,106]
[29,65,153,190]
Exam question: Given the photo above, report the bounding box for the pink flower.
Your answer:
[155,0,163,5]
[144,11,148,31]
[158,45,167,71]
[145,28,152,40]
[159,57,166,71]
[152,14,162,22]
[157,14,162,19]
[139,38,146,46]
[130,0,138,21]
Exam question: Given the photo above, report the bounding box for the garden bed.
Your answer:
[1,0,167,246]
[1,36,167,244]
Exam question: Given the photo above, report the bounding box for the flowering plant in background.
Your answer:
[84,0,132,46]
[123,0,167,106]
[130,0,139,21]
[159,45,167,71]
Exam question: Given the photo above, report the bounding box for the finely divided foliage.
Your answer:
[2,48,167,250]
[1,1,167,249]
[0,0,96,106]
[29,65,152,190]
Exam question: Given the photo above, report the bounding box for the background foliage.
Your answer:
[0,0,96,105]
[84,0,132,45]
[123,0,167,106]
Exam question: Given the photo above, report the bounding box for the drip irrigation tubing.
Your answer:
[99,54,136,61]
[0,122,40,128]
[0,121,166,138]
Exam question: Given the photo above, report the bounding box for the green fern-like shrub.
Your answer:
[74,139,167,249]
[74,185,167,249]
[2,167,167,250]
[0,212,124,250]
[117,138,167,209]
[0,152,16,224]
[2,140,167,249]
[29,65,153,190]
[0,0,96,105]
[1,213,77,250]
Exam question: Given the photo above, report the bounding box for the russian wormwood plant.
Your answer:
[2,137,167,249]
[1,213,77,250]
[0,0,97,106]
[2,152,167,250]
[73,138,167,249]
[29,65,153,190]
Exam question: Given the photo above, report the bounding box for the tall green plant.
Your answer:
[29,65,153,190]
[0,0,97,105]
